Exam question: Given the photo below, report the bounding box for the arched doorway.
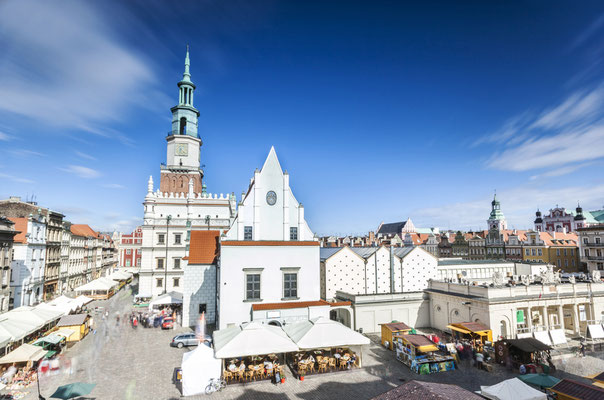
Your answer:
[500,320,508,339]
[330,308,352,328]
[268,320,282,327]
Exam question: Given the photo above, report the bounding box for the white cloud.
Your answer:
[0,0,161,136]
[59,165,101,179]
[477,83,604,172]
[101,183,125,189]
[0,132,9,141]
[413,184,604,231]
[9,149,45,157]
[75,151,97,161]
[0,172,34,184]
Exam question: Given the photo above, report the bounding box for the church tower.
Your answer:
[160,46,204,194]
[487,193,507,231]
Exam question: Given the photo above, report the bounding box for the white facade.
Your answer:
[67,233,85,291]
[428,280,604,340]
[11,217,46,307]
[218,147,320,329]
[320,246,438,301]
[437,259,517,282]
[139,181,235,298]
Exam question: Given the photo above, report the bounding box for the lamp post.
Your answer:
[164,215,171,294]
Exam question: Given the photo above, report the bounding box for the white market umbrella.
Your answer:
[213,322,298,358]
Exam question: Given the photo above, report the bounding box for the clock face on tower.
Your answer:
[266,190,277,206]
[175,143,188,156]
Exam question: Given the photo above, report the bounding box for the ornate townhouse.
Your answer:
[115,226,143,268]
[534,204,604,232]
[0,217,17,312]
[9,215,46,307]
[451,231,469,258]
[43,211,64,300]
[577,224,604,272]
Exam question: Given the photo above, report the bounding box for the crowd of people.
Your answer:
[129,307,178,329]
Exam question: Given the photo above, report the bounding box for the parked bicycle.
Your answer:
[205,378,227,394]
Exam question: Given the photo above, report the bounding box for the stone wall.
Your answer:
[182,263,216,328]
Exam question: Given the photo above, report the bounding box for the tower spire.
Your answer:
[182,44,192,83]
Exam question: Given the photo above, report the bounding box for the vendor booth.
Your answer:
[54,314,90,342]
[32,333,66,358]
[395,334,455,374]
[380,322,412,350]
[480,377,547,400]
[74,278,116,299]
[149,291,183,310]
[549,378,604,400]
[0,343,46,366]
[283,317,370,377]
[181,342,221,396]
[494,338,552,372]
[213,322,298,384]
[447,322,492,350]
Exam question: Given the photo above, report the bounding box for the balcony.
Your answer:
[586,256,604,261]
[583,242,604,247]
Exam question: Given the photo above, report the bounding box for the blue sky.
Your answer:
[1,0,604,235]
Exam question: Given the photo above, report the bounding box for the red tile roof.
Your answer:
[381,322,412,332]
[8,217,27,244]
[252,300,332,311]
[550,379,604,400]
[221,241,319,246]
[187,230,220,264]
[70,224,99,238]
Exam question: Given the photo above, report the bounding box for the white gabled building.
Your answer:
[320,246,438,301]
[9,216,46,307]
[138,49,236,299]
[218,147,324,329]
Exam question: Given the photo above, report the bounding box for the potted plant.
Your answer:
[299,370,305,381]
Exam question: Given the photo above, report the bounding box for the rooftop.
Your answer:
[186,230,220,264]
[438,259,515,266]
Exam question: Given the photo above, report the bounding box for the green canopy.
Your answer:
[50,382,96,399]
[518,373,561,388]
[44,350,57,359]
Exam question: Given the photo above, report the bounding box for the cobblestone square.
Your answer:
[18,286,603,400]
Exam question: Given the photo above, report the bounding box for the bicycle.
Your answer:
[205,378,227,394]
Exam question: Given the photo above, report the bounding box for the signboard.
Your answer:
[579,305,586,322]
[267,311,281,319]
[516,310,525,324]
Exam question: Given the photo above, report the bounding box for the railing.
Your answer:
[586,256,604,261]
[582,242,604,247]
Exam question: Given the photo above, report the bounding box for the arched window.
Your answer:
[179,117,187,135]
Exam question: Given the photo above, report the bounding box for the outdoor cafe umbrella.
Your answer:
[49,382,96,399]
[518,373,561,389]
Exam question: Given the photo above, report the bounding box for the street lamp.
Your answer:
[164,215,171,294]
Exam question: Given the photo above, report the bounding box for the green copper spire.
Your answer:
[182,44,192,84]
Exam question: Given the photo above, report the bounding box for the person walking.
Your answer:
[580,341,586,357]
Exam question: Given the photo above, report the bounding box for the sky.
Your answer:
[1,0,604,235]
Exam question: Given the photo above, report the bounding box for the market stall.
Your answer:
[181,342,221,396]
[32,332,66,358]
[447,322,492,350]
[380,322,412,350]
[395,334,456,374]
[283,317,370,377]
[148,291,182,311]
[213,322,298,384]
[74,278,116,299]
[480,377,547,400]
[494,338,552,372]
[0,343,45,366]
[54,314,90,342]
[549,378,604,400]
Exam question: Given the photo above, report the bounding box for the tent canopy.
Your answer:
[181,343,222,396]
[108,271,132,281]
[283,317,370,349]
[505,338,552,353]
[517,373,561,389]
[0,343,46,365]
[74,278,116,292]
[33,333,65,346]
[149,291,183,308]
[481,378,547,400]
[213,322,299,358]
